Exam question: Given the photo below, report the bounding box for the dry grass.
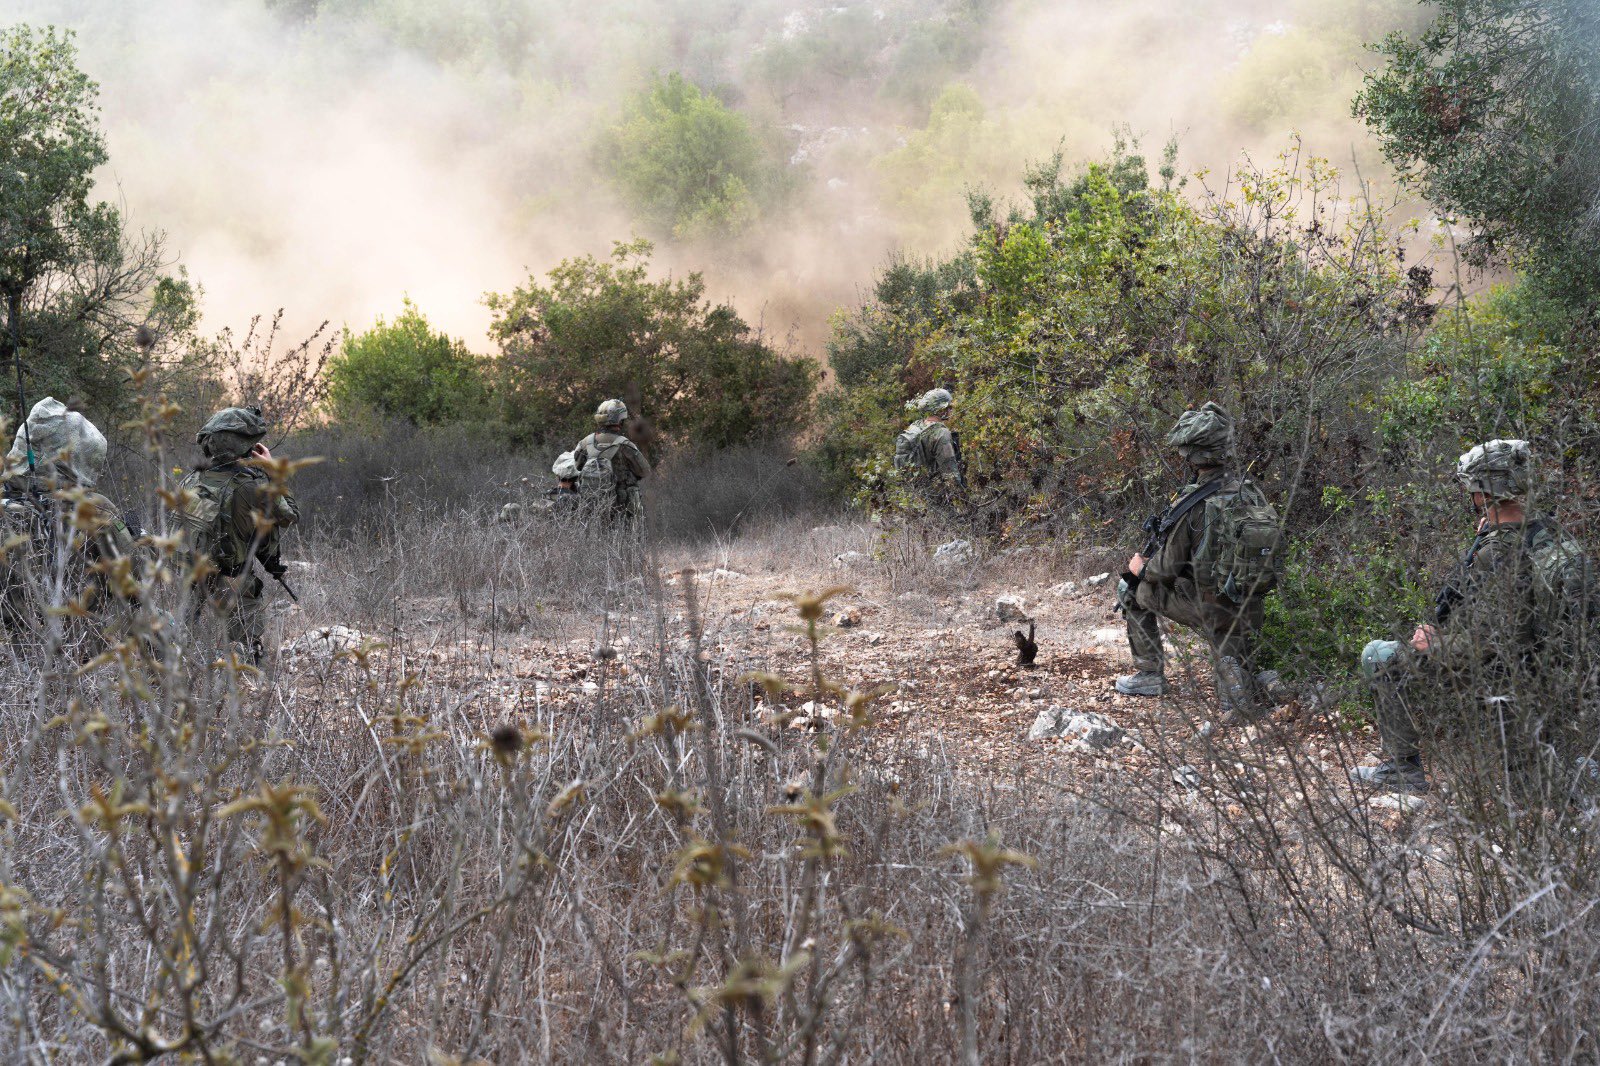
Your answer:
[4,410,1600,1063]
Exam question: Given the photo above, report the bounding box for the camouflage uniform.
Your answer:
[572,400,650,522]
[1356,441,1595,792]
[1115,403,1272,717]
[894,389,963,503]
[1,399,138,636]
[177,407,299,661]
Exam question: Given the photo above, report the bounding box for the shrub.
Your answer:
[485,238,818,452]
[325,299,489,427]
[597,73,779,239]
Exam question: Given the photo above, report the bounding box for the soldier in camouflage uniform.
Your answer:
[176,407,300,663]
[1,398,138,636]
[893,389,963,502]
[1114,403,1278,721]
[545,450,583,515]
[571,399,650,523]
[1353,440,1596,795]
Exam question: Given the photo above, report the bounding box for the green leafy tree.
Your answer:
[485,239,817,450]
[0,24,200,419]
[1356,0,1600,316]
[326,299,489,426]
[599,74,778,239]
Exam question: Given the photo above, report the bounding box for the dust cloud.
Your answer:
[11,0,1418,355]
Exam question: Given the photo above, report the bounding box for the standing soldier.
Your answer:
[893,388,964,503]
[571,399,650,523]
[1,397,138,637]
[175,406,299,663]
[1353,440,1595,795]
[1114,402,1281,721]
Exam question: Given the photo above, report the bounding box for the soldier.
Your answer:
[1114,402,1281,721]
[1,398,138,635]
[175,406,299,663]
[893,388,963,500]
[571,399,650,523]
[545,451,582,515]
[1352,440,1595,795]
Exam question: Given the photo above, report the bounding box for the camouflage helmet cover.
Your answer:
[1166,401,1235,465]
[196,406,268,462]
[905,388,954,414]
[1456,439,1532,499]
[5,397,108,486]
[594,398,629,426]
[552,450,580,479]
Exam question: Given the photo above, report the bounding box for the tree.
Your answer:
[326,300,488,426]
[1356,0,1600,316]
[485,239,817,451]
[598,74,777,239]
[0,25,200,419]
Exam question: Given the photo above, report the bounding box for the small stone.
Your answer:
[865,632,885,645]
[832,607,861,628]
[932,539,975,567]
[1173,765,1204,791]
[709,568,745,581]
[1369,793,1427,813]
[1048,581,1079,597]
[1027,706,1130,750]
[995,595,1029,623]
[1086,572,1113,588]
[832,551,870,569]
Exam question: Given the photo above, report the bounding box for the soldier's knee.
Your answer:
[1360,638,1402,683]
[1115,578,1137,611]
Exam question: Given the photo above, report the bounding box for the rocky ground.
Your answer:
[274,521,1409,823]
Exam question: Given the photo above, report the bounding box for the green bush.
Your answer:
[325,299,489,427]
[1257,537,1433,679]
[486,239,818,451]
[597,73,779,239]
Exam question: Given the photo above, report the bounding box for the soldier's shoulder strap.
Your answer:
[1157,477,1227,536]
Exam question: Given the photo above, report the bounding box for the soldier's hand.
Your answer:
[1410,624,1437,653]
[1128,553,1147,577]
[250,442,273,461]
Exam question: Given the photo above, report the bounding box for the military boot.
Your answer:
[1115,670,1168,697]
[1217,656,1267,723]
[1349,758,1429,795]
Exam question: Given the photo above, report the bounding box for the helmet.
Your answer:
[5,397,107,486]
[551,450,579,480]
[1456,439,1532,499]
[594,399,629,426]
[909,388,953,415]
[196,405,268,462]
[1166,402,1234,466]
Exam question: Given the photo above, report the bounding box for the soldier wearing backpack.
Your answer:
[893,389,963,502]
[1,398,138,637]
[1114,402,1282,721]
[570,399,650,523]
[1353,440,1596,795]
[175,406,299,663]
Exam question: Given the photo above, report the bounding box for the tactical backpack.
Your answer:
[1192,477,1282,601]
[176,466,257,573]
[894,420,932,472]
[1526,520,1597,636]
[578,436,630,506]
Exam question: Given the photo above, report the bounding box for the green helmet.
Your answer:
[909,388,953,415]
[5,397,108,486]
[594,399,629,426]
[197,406,268,462]
[1456,439,1531,499]
[1167,402,1234,466]
[552,450,579,479]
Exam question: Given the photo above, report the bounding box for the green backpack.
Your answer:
[1192,477,1282,601]
[1526,519,1596,637]
[894,420,932,472]
[176,466,256,573]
